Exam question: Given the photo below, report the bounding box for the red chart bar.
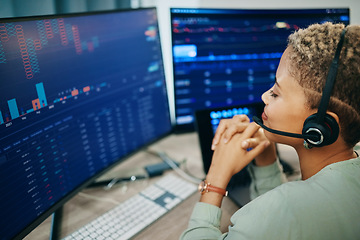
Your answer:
[83,86,90,92]
[71,89,79,96]
[32,98,41,110]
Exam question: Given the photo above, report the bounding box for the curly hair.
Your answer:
[287,22,360,147]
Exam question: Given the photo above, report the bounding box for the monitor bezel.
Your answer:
[0,7,174,239]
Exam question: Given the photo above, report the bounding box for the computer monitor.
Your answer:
[170,8,350,132]
[0,8,172,240]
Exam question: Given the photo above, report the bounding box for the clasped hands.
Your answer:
[207,115,277,187]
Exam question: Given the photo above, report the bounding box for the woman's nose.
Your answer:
[261,89,271,104]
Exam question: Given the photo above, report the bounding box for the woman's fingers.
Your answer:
[241,126,269,148]
[212,115,250,150]
[223,122,248,143]
[241,137,271,148]
[245,140,271,161]
[240,121,261,139]
[241,138,258,149]
[211,123,270,176]
[212,119,230,148]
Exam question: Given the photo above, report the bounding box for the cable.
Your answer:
[151,150,202,184]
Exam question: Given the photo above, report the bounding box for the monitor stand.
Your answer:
[49,206,63,240]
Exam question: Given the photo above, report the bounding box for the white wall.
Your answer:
[149,0,359,124]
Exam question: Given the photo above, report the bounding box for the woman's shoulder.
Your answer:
[229,162,360,239]
[236,156,360,217]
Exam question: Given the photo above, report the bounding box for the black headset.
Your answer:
[254,28,347,149]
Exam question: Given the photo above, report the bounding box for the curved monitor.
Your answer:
[0,8,172,239]
[170,8,350,132]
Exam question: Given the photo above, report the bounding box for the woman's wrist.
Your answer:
[198,168,232,207]
[254,142,277,166]
[199,190,225,207]
[199,177,229,207]
[205,168,232,190]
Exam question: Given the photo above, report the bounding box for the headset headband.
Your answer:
[316,28,347,123]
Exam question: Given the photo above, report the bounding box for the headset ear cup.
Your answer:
[302,114,339,147]
[322,114,340,145]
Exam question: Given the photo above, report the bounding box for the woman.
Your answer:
[180,22,360,239]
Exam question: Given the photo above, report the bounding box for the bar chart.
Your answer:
[0,82,107,125]
[2,82,47,123]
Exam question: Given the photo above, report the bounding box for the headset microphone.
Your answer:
[253,116,320,142]
[253,28,346,148]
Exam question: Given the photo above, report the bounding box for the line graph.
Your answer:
[172,22,300,34]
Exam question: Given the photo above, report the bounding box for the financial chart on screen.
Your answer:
[170,8,350,131]
[0,8,171,239]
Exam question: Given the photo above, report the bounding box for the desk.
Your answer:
[23,133,239,240]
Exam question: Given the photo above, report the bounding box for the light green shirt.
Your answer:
[180,157,360,240]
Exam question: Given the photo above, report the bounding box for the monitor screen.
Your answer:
[170,8,350,132]
[0,8,171,239]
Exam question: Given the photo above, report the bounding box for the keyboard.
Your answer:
[63,174,198,240]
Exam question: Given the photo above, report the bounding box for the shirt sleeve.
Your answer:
[179,202,228,240]
[180,188,296,240]
[247,158,287,200]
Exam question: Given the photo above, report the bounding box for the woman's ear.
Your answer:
[326,111,340,125]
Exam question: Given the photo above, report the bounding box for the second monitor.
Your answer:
[170,7,350,132]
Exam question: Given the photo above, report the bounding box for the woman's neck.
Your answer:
[294,143,356,180]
